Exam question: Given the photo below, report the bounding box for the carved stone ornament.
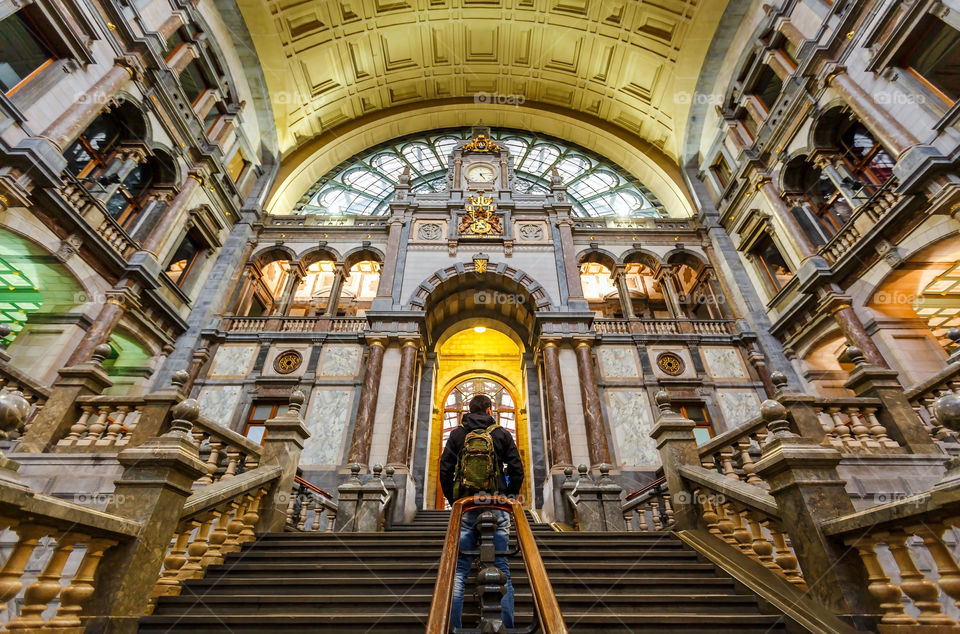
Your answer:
[274,350,303,374]
[656,352,685,376]
[518,223,544,241]
[417,222,443,241]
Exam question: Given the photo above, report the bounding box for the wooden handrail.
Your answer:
[624,475,666,501]
[426,496,567,633]
[294,475,334,500]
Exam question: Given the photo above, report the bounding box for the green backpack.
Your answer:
[453,423,501,499]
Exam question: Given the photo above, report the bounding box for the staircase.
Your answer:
[140,509,789,633]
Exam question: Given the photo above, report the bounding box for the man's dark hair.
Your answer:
[469,394,493,413]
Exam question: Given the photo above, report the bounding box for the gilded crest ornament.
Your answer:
[274,350,303,374]
[656,352,685,376]
[462,134,500,153]
[458,193,503,236]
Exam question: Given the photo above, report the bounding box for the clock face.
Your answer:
[466,165,496,183]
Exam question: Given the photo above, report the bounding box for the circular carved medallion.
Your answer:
[656,352,685,376]
[274,350,303,374]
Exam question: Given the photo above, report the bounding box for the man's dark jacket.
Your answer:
[439,411,524,505]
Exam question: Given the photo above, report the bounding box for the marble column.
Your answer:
[65,286,139,366]
[375,215,405,301]
[574,339,611,468]
[347,338,387,468]
[42,62,135,152]
[613,265,635,319]
[540,340,573,468]
[220,238,258,316]
[140,171,203,258]
[278,264,305,316]
[657,267,684,317]
[386,339,420,467]
[324,264,347,316]
[827,297,890,368]
[756,177,817,259]
[555,216,584,301]
[825,68,916,157]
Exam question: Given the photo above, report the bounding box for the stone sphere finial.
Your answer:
[91,343,112,365]
[933,393,960,434]
[770,371,788,390]
[350,463,362,479]
[0,324,11,340]
[845,346,866,366]
[577,464,588,477]
[385,465,395,477]
[168,398,200,437]
[288,388,306,415]
[949,328,960,346]
[599,463,610,477]
[563,466,573,480]
[654,390,674,414]
[760,398,793,437]
[0,390,29,440]
[372,463,383,478]
[170,369,189,389]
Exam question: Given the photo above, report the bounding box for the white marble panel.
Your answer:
[318,344,363,377]
[716,390,762,428]
[605,389,660,468]
[702,347,747,379]
[597,346,640,379]
[209,344,256,378]
[301,388,355,465]
[197,385,243,427]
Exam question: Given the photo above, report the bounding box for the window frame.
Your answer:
[163,230,206,288]
[243,401,285,445]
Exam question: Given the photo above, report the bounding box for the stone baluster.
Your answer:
[0,525,45,613]
[849,536,914,624]
[48,537,115,627]
[744,515,777,572]
[202,506,233,567]
[7,532,82,629]
[153,524,192,594]
[179,513,215,580]
[768,524,805,588]
[886,530,953,625]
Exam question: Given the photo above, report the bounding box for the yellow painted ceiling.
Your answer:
[237,0,731,204]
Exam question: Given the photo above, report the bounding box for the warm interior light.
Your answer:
[473,326,487,333]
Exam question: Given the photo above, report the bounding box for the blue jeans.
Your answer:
[450,509,515,629]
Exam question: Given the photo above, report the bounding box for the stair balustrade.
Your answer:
[334,463,396,532]
[426,495,567,634]
[286,475,338,531]
[561,464,625,531]
[621,476,674,531]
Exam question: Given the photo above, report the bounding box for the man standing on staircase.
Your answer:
[439,393,525,630]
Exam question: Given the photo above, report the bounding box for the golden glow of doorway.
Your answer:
[426,326,531,509]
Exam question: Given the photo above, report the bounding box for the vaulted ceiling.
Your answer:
[236,0,733,214]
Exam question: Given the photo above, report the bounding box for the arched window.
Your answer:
[838,122,894,193]
[441,377,517,451]
[297,128,665,218]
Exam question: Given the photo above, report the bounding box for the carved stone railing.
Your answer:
[59,179,139,259]
[811,396,903,453]
[192,414,263,486]
[621,476,673,531]
[559,464,625,531]
[697,414,769,486]
[55,395,143,450]
[593,318,736,336]
[822,478,960,627]
[819,180,902,266]
[220,315,367,333]
[149,465,281,608]
[286,475,338,532]
[0,483,141,628]
[678,464,807,590]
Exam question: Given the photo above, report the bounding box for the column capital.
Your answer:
[572,336,595,349]
[817,293,853,315]
[365,335,388,347]
[821,63,848,89]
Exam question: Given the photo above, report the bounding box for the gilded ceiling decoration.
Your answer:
[236,0,729,163]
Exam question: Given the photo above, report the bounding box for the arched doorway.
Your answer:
[426,324,532,509]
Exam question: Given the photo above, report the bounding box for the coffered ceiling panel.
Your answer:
[237,0,729,160]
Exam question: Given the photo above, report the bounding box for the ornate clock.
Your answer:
[274,350,303,374]
[466,164,496,184]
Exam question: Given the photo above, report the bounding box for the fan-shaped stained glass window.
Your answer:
[441,377,517,450]
[294,128,665,218]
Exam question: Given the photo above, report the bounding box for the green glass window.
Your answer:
[296,128,665,218]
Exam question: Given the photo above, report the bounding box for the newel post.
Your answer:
[649,390,701,529]
[84,400,207,634]
[754,394,877,629]
[256,389,310,532]
[17,344,113,453]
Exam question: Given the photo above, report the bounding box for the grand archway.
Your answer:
[425,323,533,509]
